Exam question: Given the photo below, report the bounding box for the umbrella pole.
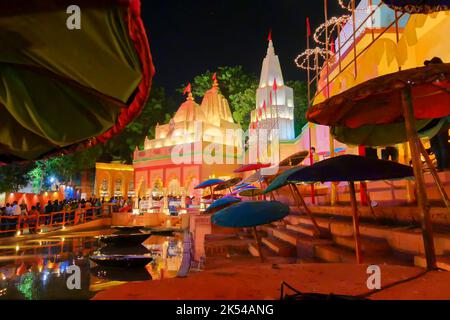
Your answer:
[417,138,450,213]
[253,226,264,263]
[365,189,378,222]
[401,87,437,270]
[348,181,362,264]
[290,184,321,236]
[259,181,266,200]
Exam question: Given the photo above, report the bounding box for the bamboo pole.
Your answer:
[253,226,264,263]
[403,142,415,203]
[417,138,450,212]
[290,184,321,236]
[351,0,358,79]
[365,188,378,221]
[401,86,437,270]
[306,17,316,205]
[348,181,363,264]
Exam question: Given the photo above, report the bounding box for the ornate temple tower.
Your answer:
[250,34,295,141]
[200,76,236,128]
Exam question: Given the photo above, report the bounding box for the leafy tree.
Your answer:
[0,163,34,193]
[230,85,258,128]
[97,86,172,163]
[286,80,309,137]
[0,86,172,193]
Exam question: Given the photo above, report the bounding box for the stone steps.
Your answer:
[248,242,275,258]
[286,223,319,237]
[271,228,305,246]
[314,244,355,263]
[333,235,391,254]
[261,237,296,257]
[414,255,450,271]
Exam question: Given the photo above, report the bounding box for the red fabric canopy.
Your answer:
[307,64,450,128]
[234,163,272,173]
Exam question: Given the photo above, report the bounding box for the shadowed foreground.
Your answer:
[93,258,450,300]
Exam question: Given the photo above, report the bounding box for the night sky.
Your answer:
[141,0,343,101]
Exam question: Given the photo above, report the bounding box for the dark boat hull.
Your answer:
[112,226,143,234]
[90,266,152,281]
[90,255,153,268]
[97,233,151,246]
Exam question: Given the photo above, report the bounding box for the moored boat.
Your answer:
[96,233,151,246]
[89,254,153,268]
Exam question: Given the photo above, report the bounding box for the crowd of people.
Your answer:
[0,198,104,217]
[0,197,134,235]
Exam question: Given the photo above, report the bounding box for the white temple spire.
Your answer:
[251,31,295,141]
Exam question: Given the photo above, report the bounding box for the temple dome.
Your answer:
[200,81,235,126]
[173,94,205,123]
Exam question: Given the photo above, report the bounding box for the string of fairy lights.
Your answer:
[294,47,333,70]
[313,15,350,46]
[337,0,353,11]
[294,0,356,71]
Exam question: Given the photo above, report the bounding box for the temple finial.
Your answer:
[212,72,219,88]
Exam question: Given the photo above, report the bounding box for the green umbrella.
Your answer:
[263,166,321,237]
[0,0,154,163]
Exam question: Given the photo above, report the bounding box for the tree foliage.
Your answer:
[99,86,172,163]
[286,80,309,136]
[0,163,34,193]
[0,86,171,193]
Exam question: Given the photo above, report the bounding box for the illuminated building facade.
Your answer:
[133,80,242,199]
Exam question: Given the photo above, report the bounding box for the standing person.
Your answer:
[311,147,320,163]
[381,145,399,162]
[5,203,13,216]
[20,202,28,216]
[424,57,449,171]
[12,201,21,216]
[28,206,39,234]
[44,200,53,225]
[430,120,450,171]
[364,147,379,160]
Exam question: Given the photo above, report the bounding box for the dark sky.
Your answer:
[141,0,343,100]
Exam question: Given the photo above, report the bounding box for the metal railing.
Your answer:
[307,1,406,106]
[0,204,113,236]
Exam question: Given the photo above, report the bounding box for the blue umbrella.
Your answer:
[205,196,241,214]
[285,155,414,183]
[194,178,224,203]
[268,155,414,264]
[263,166,306,194]
[194,179,225,189]
[234,182,251,190]
[212,201,290,262]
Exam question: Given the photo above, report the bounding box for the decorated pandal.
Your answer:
[129,77,243,226]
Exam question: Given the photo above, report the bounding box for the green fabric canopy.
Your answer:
[331,117,449,147]
[0,0,154,163]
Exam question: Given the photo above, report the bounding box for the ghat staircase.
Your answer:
[244,208,450,271]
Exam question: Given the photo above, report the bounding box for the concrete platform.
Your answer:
[93,261,450,300]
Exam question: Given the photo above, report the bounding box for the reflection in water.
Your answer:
[0,229,184,300]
